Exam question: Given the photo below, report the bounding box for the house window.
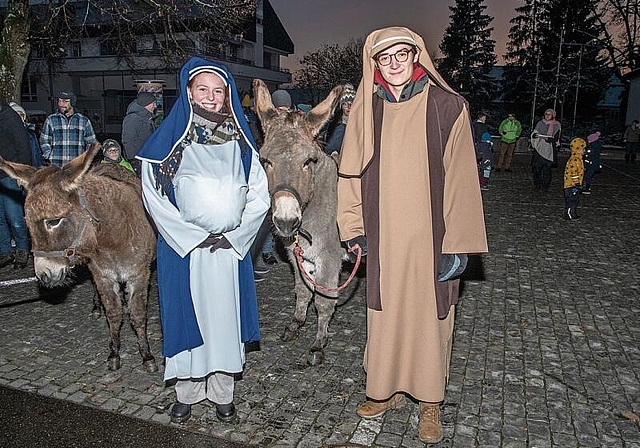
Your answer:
[100,39,136,56]
[21,74,38,102]
[68,41,82,58]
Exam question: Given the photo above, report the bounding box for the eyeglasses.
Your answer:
[375,48,414,66]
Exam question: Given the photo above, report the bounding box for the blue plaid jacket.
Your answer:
[40,112,96,166]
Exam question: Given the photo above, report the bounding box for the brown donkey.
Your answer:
[0,143,157,372]
[253,79,346,365]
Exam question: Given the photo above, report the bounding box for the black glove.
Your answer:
[437,254,468,282]
[346,235,367,256]
[197,234,232,253]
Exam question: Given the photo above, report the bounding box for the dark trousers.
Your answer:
[531,152,553,190]
[584,167,598,188]
[564,187,581,219]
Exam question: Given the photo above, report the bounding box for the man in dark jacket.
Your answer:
[122,91,157,175]
[0,102,32,269]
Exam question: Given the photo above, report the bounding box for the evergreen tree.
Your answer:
[438,0,497,113]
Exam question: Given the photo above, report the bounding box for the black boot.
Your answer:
[216,402,237,423]
[625,154,630,163]
[632,154,636,164]
[170,401,192,423]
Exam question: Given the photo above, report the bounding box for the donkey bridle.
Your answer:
[32,188,100,266]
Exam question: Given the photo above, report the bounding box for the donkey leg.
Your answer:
[93,276,124,371]
[282,260,314,341]
[307,256,340,365]
[125,272,157,373]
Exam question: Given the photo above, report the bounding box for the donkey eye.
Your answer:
[303,157,318,169]
[44,218,63,230]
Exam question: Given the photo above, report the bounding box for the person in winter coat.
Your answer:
[530,108,561,191]
[9,102,45,168]
[324,83,356,155]
[122,91,157,175]
[563,137,585,220]
[336,26,488,444]
[582,131,602,194]
[476,132,494,190]
[0,102,32,269]
[496,113,522,172]
[137,57,269,426]
[100,139,134,172]
[623,119,640,163]
[472,112,489,144]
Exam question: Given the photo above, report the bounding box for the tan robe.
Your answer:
[337,26,488,403]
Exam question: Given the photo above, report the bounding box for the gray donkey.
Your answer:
[253,79,346,366]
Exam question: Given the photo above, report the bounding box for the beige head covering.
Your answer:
[339,26,458,176]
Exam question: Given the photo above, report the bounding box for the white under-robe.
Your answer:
[141,139,269,381]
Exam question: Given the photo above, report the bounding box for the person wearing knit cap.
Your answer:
[100,139,134,172]
[271,89,292,112]
[583,131,602,194]
[336,26,487,443]
[40,91,96,166]
[325,83,357,155]
[122,91,158,175]
[530,108,561,191]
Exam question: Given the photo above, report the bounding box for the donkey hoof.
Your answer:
[308,349,325,366]
[142,358,158,373]
[281,326,300,342]
[108,357,121,371]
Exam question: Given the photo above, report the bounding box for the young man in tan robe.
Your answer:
[337,26,488,444]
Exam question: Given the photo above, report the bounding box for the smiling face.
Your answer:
[188,72,227,113]
[374,43,418,98]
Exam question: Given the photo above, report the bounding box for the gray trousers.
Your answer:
[175,372,234,405]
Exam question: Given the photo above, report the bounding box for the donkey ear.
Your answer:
[0,157,37,190]
[61,141,102,191]
[305,85,344,137]
[252,78,279,127]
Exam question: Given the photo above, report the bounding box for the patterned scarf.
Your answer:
[154,104,239,195]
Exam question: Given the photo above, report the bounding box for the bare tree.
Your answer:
[295,39,363,104]
[0,0,256,102]
[589,0,640,77]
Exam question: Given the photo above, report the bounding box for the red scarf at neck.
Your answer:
[374,63,428,100]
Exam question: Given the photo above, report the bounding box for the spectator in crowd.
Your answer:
[271,89,292,113]
[100,139,134,172]
[137,57,269,425]
[563,137,585,220]
[623,119,639,164]
[0,102,32,269]
[496,113,522,172]
[582,131,602,194]
[473,111,489,144]
[9,102,45,168]
[530,108,561,191]
[336,26,488,444]
[476,132,494,191]
[122,91,157,175]
[40,91,96,166]
[324,83,356,156]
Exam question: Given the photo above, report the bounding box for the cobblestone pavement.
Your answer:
[0,151,639,447]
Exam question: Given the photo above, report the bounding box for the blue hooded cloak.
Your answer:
[137,57,260,358]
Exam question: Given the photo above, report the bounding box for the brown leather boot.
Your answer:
[418,402,443,443]
[356,393,405,419]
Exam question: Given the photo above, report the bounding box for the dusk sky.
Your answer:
[269,0,518,73]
